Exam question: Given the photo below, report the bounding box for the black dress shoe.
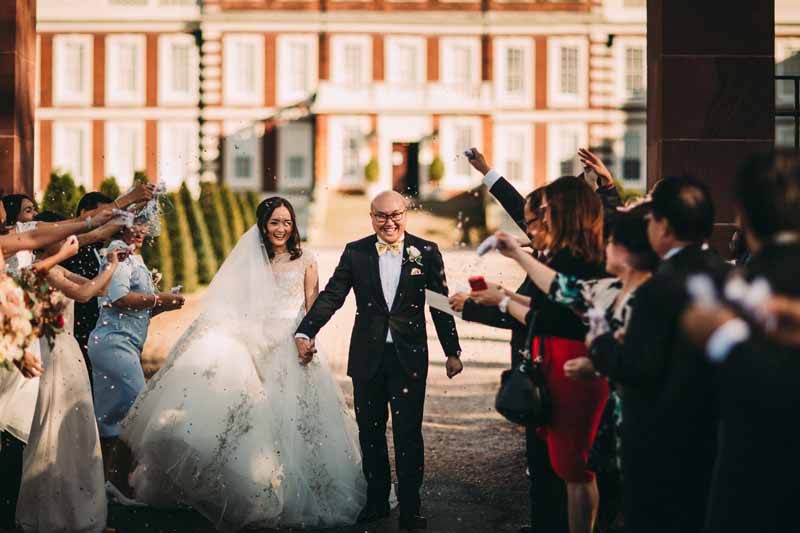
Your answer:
[399,514,428,530]
[356,502,390,524]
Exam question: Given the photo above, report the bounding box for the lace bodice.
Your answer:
[269,251,315,323]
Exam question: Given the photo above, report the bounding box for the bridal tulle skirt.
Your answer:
[121,318,367,531]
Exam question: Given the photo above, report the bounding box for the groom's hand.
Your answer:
[445,356,463,379]
[295,337,316,366]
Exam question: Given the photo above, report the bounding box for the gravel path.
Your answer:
[114,249,532,533]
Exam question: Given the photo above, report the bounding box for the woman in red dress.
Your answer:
[502,177,608,533]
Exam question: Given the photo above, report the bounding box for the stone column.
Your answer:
[647,0,775,245]
[0,0,36,196]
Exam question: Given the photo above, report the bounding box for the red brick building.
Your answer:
[33,0,799,198]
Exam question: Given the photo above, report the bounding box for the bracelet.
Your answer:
[113,199,122,209]
[86,216,93,230]
[152,294,159,309]
[498,296,511,314]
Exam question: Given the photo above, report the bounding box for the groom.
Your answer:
[295,190,463,531]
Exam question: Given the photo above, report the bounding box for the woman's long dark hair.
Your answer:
[256,197,303,261]
[2,194,35,226]
[542,176,605,265]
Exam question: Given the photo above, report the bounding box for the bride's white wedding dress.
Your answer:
[121,227,367,532]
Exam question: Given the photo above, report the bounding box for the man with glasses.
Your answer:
[295,190,462,531]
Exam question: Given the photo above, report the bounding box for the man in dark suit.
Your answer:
[295,190,462,531]
[569,176,729,533]
[681,152,800,533]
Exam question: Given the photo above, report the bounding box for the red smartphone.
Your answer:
[469,276,488,292]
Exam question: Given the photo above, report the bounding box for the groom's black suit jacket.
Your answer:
[296,233,461,381]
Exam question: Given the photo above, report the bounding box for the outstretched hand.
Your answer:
[445,355,463,379]
[578,148,614,189]
[465,147,491,176]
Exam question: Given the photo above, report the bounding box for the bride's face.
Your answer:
[265,206,293,249]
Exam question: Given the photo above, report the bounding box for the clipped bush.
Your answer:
[220,184,246,239]
[247,190,262,217]
[179,182,218,285]
[164,193,199,293]
[133,170,149,186]
[429,157,445,184]
[100,177,121,199]
[614,179,645,206]
[364,158,379,184]
[41,171,80,218]
[199,181,233,263]
[237,192,256,228]
[140,216,175,293]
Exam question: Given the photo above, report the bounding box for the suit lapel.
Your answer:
[367,236,389,311]
[391,237,412,313]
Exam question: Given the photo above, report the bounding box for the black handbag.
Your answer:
[495,311,552,427]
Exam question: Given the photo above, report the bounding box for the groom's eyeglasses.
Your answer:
[371,210,406,224]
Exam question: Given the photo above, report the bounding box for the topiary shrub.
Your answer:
[164,193,199,293]
[364,158,379,184]
[429,157,445,184]
[179,182,218,285]
[614,179,645,205]
[41,171,81,218]
[199,181,233,263]
[220,184,246,239]
[133,170,149,187]
[140,216,175,293]
[237,191,256,228]
[100,177,121,200]
[247,190,261,216]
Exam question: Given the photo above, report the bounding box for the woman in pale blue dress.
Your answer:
[87,224,185,502]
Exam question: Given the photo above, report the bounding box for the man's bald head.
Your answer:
[370,190,408,244]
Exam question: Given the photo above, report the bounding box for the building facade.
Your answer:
[33,0,800,198]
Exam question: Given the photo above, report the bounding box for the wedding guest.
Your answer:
[88,225,184,502]
[2,194,37,226]
[681,152,800,533]
[16,241,126,532]
[586,175,729,533]
[491,177,607,533]
[450,186,569,533]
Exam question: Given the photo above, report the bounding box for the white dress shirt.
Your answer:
[706,318,751,363]
[483,169,503,190]
[377,235,405,342]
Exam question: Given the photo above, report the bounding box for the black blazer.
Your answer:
[296,233,461,381]
[707,242,800,533]
[590,244,730,533]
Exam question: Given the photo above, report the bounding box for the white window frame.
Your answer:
[548,37,589,108]
[159,34,199,105]
[547,123,588,182]
[278,121,313,190]
[223,34,265,106]
[53,121,93,189]
[105,121,145,190]
[615,124,647,188]
[224,121,262,189]
[331,34,372,89]
[614,36,646,104]
[493,124,533,189]
[277,34,318,106]
[777,39,800,106]
[440,37,481,87]
[385,36,426,86]
[158,121,200,190]
[440,117,483,189]
[493,37,534,108]
[327,116,371,188]
[105,34,146,106]
[52,34,93,106]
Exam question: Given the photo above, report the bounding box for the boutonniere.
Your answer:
[405,245,423,267]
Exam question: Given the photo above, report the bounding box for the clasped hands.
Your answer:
[295,337,317,366]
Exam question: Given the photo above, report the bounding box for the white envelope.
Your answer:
[425,289,463,319]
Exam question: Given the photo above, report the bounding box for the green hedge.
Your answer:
[100,177,121,200]
[140,216,175,292]
[41,171,81,218]
[247,191,261,218]
[163,193,199,293]
[179,182,218,285]
[199,181,233,263]
[237,192,256,228]
[220,184,246,239]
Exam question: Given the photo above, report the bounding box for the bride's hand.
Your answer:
[295,337,316,365]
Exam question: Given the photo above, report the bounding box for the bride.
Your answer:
[121,197,367,531]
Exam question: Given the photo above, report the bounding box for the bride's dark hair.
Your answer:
[256,196,303,261]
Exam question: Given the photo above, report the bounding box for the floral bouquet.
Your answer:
[13,268,68,348]
[0,274,37,368]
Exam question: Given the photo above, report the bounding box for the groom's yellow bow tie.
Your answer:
[376,241,403,256]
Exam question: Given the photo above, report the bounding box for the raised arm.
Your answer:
[46,259,119,303]
[296,245,354,339]
[0,211,114,257]
[467,148,526,231]
[31,236,80,275]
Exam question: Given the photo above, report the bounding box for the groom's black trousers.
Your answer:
[352,343,426,516]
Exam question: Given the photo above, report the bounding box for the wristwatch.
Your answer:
[498,296,511,314]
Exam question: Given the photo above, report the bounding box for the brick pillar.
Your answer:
[647,0,775,245]
[0,0,36,195]
[426,36,438,82]
[318,32,329,81]
[372,35,384,82]
[481,35,492,82]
